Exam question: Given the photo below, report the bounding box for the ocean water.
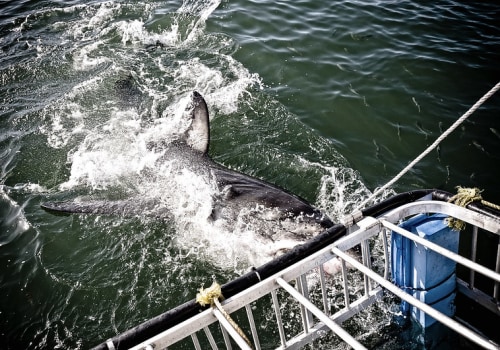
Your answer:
[0,0,499,349]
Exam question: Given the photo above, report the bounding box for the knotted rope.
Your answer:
[447,186,500,231]
[196,282,253,349]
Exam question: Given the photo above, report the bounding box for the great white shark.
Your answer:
[42,91,343,268]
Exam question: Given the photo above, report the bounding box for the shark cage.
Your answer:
[93,189,500,350]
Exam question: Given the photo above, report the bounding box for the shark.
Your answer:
[41,91,339,263]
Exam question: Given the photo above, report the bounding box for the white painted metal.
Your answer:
[129,200,500,350]
[384,220,500,283]
[212,308,251,350]
[332,247,498,350]
[275,277,367,350]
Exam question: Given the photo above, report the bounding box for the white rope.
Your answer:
[355,81,500,210]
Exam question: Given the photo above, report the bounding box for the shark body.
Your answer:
[42,91,334,245]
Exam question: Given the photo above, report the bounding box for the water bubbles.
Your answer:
[72,40,110,71]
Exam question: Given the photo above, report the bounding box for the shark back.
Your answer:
[41,91,333,232]
[212,165,333,229]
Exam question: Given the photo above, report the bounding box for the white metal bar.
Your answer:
[297,275,313,333]
[191,333,202,350]
[245,304,261,350]
[129,309,216,350]
[212,308,251,350]
[271,289,287,347]
[470,226,478,288]
[494,235,500,300]
[219,324,232,350]
[383,220,500,283]
[318,264,330,316]
[275,288,384,350]
[276,277,367,350]
[457,279,500,315]
[381,228,390,280]
[340,258,350,309]
[381,200,500,234]
[329,288,384,324]
[361,240,371,295]
[332,247,499,350]
[335,218,382,252]
[203,327,219,350]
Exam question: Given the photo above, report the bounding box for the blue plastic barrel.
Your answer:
[391,213,459,327]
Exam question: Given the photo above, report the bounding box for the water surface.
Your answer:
[1,1,499,348]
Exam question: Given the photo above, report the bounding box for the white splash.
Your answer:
[0,187,32,243]
[36,0,371,274]
[114,19,180,47]
[59,110,161,190]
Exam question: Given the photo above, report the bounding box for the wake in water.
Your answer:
[2,1,498,349]
[0,1,394,349]
[32,0,373,272]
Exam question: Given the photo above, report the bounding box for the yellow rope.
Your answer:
[196,281,223,307]
[481,199,500,211]
[196,282,253,349]
[448,186,483,206]
[447,186,500,230]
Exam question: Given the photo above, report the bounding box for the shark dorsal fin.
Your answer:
[185,91,210,154]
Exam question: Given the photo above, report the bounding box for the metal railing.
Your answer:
[121,200,500,350]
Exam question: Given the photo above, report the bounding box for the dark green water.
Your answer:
[1,1,499,349]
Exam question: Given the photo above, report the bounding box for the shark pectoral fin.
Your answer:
[41,200,127,215]
[40,202,74,216]
[41,199,161,217]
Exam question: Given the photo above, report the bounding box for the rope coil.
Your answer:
[196,282,254,349]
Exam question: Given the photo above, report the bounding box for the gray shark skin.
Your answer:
[41,91,334,232]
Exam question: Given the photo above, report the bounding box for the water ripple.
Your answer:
[0,0,499,348]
